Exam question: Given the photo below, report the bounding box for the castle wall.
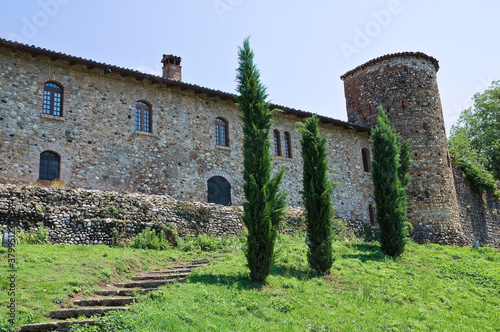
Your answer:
[0,46,373,223]
[454,169,500,247]
[342,54,465,245]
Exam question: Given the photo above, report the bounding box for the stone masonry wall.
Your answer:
[0,184,373,246]
[0,46,374,224]
[454,169,500,247]
[0,184,245,244]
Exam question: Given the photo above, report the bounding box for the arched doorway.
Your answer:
[207,176,231,206]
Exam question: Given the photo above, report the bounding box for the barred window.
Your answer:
[362,148,371,172]
[273,130,281,156]
[215,118,228,146]
[43,82,63,116]
[207,176,231,206]
[284,132,292,158]
[135,101,151,132]
[369,204,376,226]
[39,151,60,181]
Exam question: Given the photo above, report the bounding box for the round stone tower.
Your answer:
[341,52,465,245]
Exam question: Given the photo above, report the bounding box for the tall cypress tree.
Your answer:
[371,107,411,257]
[298,115,336,274]
[236,38,287,282]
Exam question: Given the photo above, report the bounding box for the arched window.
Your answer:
[368,204,376,226]
[207,176,231,206]
[215,118,228,146]
[135,101,152,132]
[273,130,281,156]
[284,132,292,158]
[362,148,371,172]
[39,151,60,181]
[43,82,63,116]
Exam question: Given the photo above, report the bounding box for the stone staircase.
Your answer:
[19,260,210,332]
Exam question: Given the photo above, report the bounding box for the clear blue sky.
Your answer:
[1,0,499,135]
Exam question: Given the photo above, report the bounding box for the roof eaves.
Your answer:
[0,37,370,133]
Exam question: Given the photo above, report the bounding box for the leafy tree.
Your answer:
[450,81,500,182]
[371,107,412,257]
[236,38,287,282]
[449,127,498,194]
[298,115,337,274]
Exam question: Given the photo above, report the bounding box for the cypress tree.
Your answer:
[236,38,287,282]
[371,107,411,257]
[298,115,336,274]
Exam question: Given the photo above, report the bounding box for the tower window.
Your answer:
[362,148,371,173]
[43,82,63,116]
[369,204,376,225]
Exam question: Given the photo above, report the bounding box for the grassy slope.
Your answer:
[0,243,212,328]
[1,234,500,331]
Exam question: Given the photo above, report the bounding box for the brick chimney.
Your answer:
[161,54,182,81]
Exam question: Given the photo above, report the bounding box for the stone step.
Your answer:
[74,297,136,307]
[20,320,95,332]
[130,273,190,281]
[49,307,128,320]
[172,264,207,269]
[114,279,182,289]
[183,259,209,265]
[94,288,157,296]
[146,268,193,274]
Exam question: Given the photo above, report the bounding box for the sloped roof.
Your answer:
[0,38,370,133]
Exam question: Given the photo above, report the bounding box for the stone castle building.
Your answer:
[0,38,498,245]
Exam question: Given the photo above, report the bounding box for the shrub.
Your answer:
[15,223,50,244]
[130,228,170,250]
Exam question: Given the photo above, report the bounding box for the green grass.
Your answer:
[0,242,215,330]
[1,234,499,331]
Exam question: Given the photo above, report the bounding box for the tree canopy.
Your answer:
[449,80,500,195]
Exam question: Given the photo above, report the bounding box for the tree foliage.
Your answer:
[450,81,500,180]
[298,115,337,274]
[371,107,412,257]
[449,80,500,195]
[236,38,287,282]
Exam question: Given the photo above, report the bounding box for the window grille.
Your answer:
[284,132,292,158]
[135,101,151,132]
[274,130,281,156]
[43,82,63,116]
[39,151,60,181]
[215,118,228,146]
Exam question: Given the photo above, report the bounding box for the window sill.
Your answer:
[135,130,155,137]
[215,145,231,151]
[41,113,65,121]
[273,156,294,161]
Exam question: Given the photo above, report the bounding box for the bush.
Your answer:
[177,234,241,253]
[130,228,170,250]
[462,162,498,194]
[15,223,50,244]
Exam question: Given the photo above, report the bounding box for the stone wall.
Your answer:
[0,44,373,224]
[454,169,500,247]
[0,184,245,245]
